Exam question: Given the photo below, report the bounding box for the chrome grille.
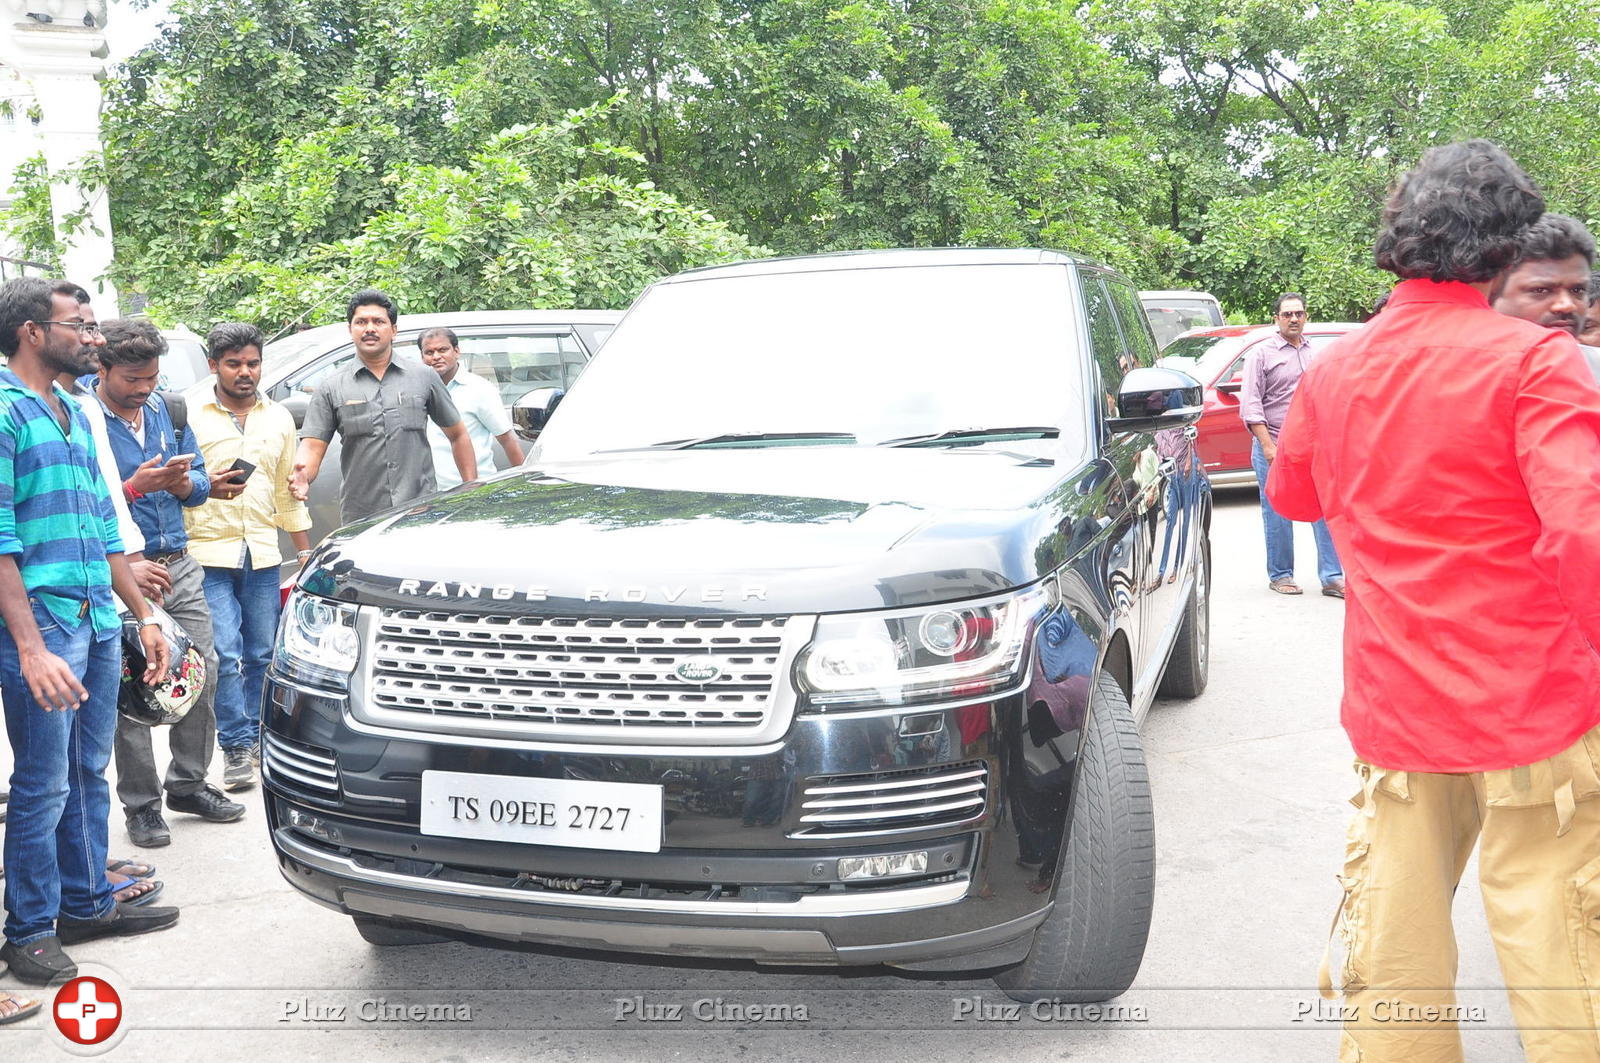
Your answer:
[792,761,989,838]
[263,731,340,796]
[365,610,794,743]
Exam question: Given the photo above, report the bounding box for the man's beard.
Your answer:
[43,341,98,378]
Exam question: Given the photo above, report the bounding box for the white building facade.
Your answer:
[0,0,118,309]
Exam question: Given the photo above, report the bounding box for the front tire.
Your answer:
[994,672,1154,1002]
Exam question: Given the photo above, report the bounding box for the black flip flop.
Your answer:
[106,857,157,879]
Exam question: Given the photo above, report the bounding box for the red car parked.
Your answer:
[1159,322,1363,487]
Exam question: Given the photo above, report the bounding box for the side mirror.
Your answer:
[1215,379,1243,396]
[1106,366,1204,435]
[512,387,565,440]
[282,392,310,430]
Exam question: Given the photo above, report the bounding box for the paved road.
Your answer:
[1,492,1523,1061]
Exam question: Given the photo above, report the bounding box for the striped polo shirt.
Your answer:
[0,369,124,639]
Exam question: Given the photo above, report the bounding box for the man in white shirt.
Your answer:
[420,327,523,489]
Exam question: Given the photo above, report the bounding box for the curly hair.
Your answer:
[97,318,168,368]
[1512,213,1595,268]
[1374,141,1544,283]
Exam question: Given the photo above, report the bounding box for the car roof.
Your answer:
[663,248,1106,283]
[1173,321,1363,342]
[1140,290,1221,301]
[1169,322,1365,381]
[260,309,623,382]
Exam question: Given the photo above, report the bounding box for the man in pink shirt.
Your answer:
[1240,292,1343,596]
[1268,141,1600,1063]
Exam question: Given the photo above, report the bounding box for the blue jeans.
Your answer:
[1157,466,1199,578]
[1252,439,1342,585]
[202,552,282,751]
[1,599,120,944]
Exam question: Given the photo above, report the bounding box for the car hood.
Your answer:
[307,446,1105,615]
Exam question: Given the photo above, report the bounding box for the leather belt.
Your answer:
[147,548,187,565]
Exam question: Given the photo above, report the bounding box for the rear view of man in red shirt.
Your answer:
[1268,141,1600,1063]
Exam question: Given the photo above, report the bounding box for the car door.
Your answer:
[1081,271,1149,664]
[1104,278,1192,690]
[270,344,360,575]
[434,328,591,470]
[1207,346,1255,476]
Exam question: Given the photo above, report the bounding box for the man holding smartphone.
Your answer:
[187,323,312,791]
[94,319,245,847]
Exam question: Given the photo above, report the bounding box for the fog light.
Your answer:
[287,807,342,845]
[837,851,929,881]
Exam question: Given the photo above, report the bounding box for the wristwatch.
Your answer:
[137,615,161,628]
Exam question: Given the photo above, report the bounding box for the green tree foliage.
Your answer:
[1093,0,1600,319]
[5,0,1598,329]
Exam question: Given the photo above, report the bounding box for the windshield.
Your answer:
[1157,333,1228,366]
[535,263,1091,463]
[158,337,208,391]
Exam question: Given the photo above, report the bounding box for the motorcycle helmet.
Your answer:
[118,604,206,727]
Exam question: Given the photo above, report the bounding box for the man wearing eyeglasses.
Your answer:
[1239,292,1344,597]
[0,278,175,988]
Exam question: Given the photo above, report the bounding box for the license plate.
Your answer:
[419,771,664,853]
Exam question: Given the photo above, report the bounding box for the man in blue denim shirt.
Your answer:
[94,319,245,848]
[0,278,176,989]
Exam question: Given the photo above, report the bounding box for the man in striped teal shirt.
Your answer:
[0,277,176,988]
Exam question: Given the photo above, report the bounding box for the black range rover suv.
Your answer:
[264,249,1211,1001]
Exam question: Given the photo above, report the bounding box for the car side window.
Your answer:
[457,332,588,406]
[1224,355,1247,386]
[1083,273,1130,417]
[1105,282,1159,369]
[283,348,357,396]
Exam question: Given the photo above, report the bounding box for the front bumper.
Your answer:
[262,654,1087,968]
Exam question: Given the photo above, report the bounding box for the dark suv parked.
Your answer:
[263,249,1210,1001]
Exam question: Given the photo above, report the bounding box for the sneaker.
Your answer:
[56,901,179,945]
[126,806,172,848]
[0,936,76,984]
[248,743,261,768]
[222,747,258,792]
[166,783,246,823]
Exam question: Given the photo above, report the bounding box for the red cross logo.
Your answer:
[53,976,123,1045]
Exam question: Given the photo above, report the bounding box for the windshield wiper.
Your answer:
[881,426,1060,447]
[600,431,858,452]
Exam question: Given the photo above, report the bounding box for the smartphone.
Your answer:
[226,457,257,481]
[165,453,196,467]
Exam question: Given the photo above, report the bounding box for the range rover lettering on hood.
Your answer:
[395,579,770,604]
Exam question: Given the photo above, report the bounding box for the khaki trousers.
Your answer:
[1323,724,1600,1063]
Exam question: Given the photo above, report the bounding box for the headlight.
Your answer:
[275,589,360,689]
[797,584,1050,709]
